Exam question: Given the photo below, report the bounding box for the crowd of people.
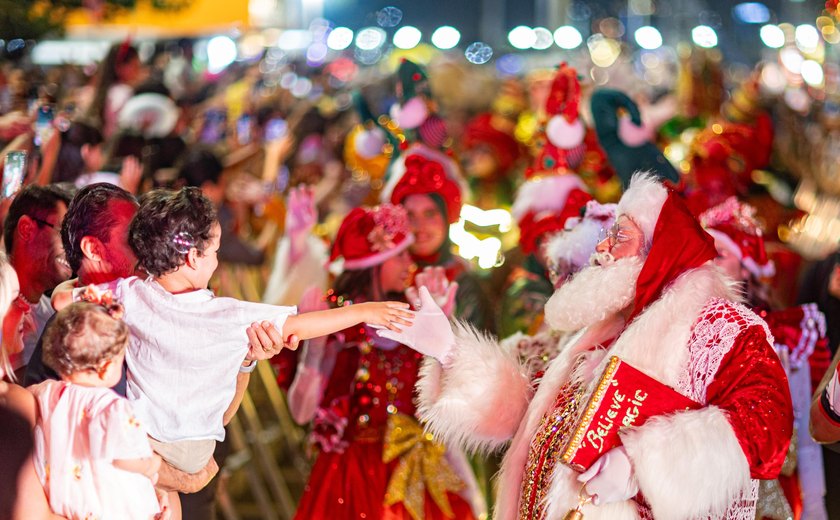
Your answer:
[1,37,840,520]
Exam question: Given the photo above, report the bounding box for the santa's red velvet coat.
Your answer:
[416,175,793,519]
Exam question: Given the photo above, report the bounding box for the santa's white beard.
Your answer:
[544,256,644,332]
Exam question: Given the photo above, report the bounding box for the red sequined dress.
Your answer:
[293,323,478,520]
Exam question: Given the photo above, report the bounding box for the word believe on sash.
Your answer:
[560,356,701,472]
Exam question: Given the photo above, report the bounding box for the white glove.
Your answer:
[376,287,455,365]
[577,446,639,505]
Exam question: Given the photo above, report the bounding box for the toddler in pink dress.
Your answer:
[30,302,164,520]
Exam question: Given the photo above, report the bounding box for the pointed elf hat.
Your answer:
[344,91,396,182]
[699,196,775,278]
[511,63,594,254]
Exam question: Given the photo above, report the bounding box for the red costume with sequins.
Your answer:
[415,175,793,519]
[291,321,483,520]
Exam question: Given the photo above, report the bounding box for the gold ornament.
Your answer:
[563,486,593,520]
[382,413,464,520]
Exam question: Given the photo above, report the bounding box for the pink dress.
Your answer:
[30,380,160,520]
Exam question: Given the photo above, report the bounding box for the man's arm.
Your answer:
[156,457,219,494]
[223,322,300,424]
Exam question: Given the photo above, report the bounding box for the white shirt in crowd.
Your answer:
[99,276,297,443]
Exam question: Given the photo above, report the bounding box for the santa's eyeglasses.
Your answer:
[600,222,633,249]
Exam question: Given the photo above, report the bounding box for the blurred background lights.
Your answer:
[277,30,312,50]
[553,26,583,49]
[587,35,621,67]
[327,27,354,50]
[508,26,536,50]
[531,27,554,50]
[795,24,820,52]
[306,42,328,64]
[780,48,805,74]
[376,6,403,28]
[355,27,386,50]
[465,42,493,64]
[207,36,237,74]
[634,26,663,50]
[393,26,422,49]
[691,25,719,48]
[760,24,786,48]
[732,2,770,24]
[801,60,824,86]
[431,26,461,49]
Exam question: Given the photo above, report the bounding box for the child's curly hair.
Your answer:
[43,302,128,377]
[128,187,218,277]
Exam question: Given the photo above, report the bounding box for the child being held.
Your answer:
[31,302,165,520]
[52,187,413,477]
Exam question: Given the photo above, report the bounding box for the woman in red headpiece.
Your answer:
[701,197,831,520]
[288,204,483,520]
[382,144,494,332]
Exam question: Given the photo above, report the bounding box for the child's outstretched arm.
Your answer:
[282,302,413,341]
[50,279,78,311]
[113,453,162,480]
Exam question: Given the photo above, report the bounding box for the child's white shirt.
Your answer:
[99,276,296,442]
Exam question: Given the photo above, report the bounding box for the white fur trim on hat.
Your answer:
[380,143,468,205]
[705,228,776,279]
[616,171,668,243]
[511,174,587,222]
[331,234,415,273]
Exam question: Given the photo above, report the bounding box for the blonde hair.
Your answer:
[42,302,128,377]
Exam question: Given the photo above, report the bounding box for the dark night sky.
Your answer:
[322,0,824,61]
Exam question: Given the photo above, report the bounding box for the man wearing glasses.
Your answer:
[3,184,72,376]
[385,173,793,519]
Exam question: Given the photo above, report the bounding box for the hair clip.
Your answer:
[172,231,195,254]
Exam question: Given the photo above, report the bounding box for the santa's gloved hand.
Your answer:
[577,446,638,505]
[375,287,456,365]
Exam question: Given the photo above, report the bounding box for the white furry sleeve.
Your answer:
[620,406,751,520]
[415,320,533,453]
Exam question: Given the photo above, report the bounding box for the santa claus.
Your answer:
[379,173,793,519]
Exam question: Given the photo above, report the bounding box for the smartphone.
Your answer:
[3,151,27,198]
[265,118,288,142]
[236,114,252,145]
[33,105,54,148]
[200,109,227,144]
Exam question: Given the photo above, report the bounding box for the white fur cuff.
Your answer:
[416,320,532,453]
[620,406,751,520]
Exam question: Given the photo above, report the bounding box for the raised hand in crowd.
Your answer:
[406,265,459,318]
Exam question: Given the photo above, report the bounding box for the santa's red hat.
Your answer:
[381,144,467,224]
[330,204,414,271]
[699,196,775,278]
[617,172,718,322]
